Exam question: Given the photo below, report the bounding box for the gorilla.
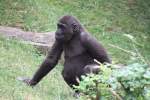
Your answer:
[22,15,111,89]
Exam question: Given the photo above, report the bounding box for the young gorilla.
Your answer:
[22,15,111,89]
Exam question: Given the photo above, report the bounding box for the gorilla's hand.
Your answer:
[17,77,37,86]
[23,78,37,86]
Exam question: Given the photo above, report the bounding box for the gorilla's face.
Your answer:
[55,16,81,42]
[55,21,74,42]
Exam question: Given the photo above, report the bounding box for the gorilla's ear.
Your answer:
[72,23,80,33]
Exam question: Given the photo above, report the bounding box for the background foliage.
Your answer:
[75,63,150,100]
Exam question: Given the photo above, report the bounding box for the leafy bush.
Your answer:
[74,63,150,100]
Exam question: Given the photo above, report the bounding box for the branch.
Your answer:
[108,88,123,100]
[108,44,136,56]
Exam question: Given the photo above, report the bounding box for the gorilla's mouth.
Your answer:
[55,35,64,40]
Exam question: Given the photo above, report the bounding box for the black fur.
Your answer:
[23,15,111,88]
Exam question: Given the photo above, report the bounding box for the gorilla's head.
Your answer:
[55,15,83,42]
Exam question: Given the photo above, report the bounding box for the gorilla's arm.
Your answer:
[81,33,111,63]
[30,41,63,85]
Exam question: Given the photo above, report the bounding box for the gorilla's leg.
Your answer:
[73,64,100,97]
[62,64,100,88]
[62,64,100,98]
[83,64,100,74]
[62,72,80,98]
[62,72,78,88]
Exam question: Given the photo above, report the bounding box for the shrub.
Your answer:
[74,63,150,100]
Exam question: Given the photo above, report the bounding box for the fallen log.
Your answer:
[0,26,55,54]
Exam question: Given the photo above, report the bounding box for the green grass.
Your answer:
[0,37,75,100]
[0,0,150,99]
[0,0,149,63]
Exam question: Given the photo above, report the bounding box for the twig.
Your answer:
[132,43,147,64]
[108,44,136,56]
[95,82,100,100]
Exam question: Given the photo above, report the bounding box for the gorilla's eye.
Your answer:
[57,23,65,29]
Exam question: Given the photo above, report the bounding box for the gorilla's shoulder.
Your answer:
[80,32,92,44]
